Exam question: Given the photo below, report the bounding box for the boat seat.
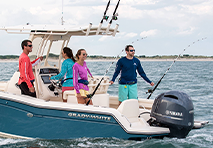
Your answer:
[63,90,109,107]
[63,90,78,104]
[92,93,109,107]
[117,99,140,123]
[0,82,8,92]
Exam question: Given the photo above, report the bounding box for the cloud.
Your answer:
[180,1,213,15]
[118,0,159,5]
[29,7,60,15]
[124,32,138,38]
[140,29,157,37]
[99,36,111,41]
[0,0,213,56]
[177,27,196,35]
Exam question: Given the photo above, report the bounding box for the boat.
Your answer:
[0,20,209,140]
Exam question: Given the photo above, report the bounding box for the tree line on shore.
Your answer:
[0,53,212,59]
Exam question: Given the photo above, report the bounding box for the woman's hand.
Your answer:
[77,93,81,98]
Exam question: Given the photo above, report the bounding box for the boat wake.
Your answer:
[1,133,212,148]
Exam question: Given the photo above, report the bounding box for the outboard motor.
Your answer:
[150,91,194,138]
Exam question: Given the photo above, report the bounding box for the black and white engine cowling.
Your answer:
[149,90,194,138]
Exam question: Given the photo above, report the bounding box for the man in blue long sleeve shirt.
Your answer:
[109,45,154,105]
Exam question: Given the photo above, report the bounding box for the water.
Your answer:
[0,61,212,148]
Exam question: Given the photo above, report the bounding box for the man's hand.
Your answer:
[39,56,43,61]
[150,82,154,86]
[29,87,35,93]
[109,81,114,85]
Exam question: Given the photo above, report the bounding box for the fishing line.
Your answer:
[146,37,207,99]
[86,36,148,105]
[131,36,147,44]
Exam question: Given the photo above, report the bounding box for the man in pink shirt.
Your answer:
[18,40,43,97]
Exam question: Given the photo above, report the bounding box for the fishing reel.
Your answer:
[146,89,153,94]
[103,15,109,21]
[112,13,118,20]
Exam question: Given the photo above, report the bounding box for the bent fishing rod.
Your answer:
[146,37,207,99]
[86,36,148,105]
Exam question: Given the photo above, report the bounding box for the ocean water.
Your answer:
[0,60,212,148]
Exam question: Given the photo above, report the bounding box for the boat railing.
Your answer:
[88,76,110,94]
[121,114,132,127]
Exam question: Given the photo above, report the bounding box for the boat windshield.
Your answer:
[29,37,64,67]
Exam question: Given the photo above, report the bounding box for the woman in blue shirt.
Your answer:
[50,47,76,102]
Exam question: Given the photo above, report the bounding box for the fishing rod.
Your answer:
[106,0,120,33]
[109,0,120,24]
[86,49,124,105]
[86,36,148,105]
[101,0,111,23]
[96,0,111,35]
[146,37,207,99]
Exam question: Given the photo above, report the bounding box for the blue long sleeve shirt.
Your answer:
[111,57,152,84]
[50,59,75,87]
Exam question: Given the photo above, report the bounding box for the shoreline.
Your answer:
[0,58,213,63]
[87,58,213,62]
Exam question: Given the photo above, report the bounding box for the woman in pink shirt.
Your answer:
[73,49,93,105]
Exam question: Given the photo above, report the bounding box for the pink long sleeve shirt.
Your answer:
[73,61,92,94]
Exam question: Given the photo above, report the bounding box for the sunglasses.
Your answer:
[129,49,135,52]
[82,53,87,56]
[27,45,33,47]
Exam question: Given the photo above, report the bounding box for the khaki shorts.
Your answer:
[74,89,89,97]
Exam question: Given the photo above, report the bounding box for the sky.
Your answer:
[0,0,212,57]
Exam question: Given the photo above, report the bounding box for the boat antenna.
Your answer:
[61,0,65,25]
[146,37,207,99]
[86,36,148,105]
